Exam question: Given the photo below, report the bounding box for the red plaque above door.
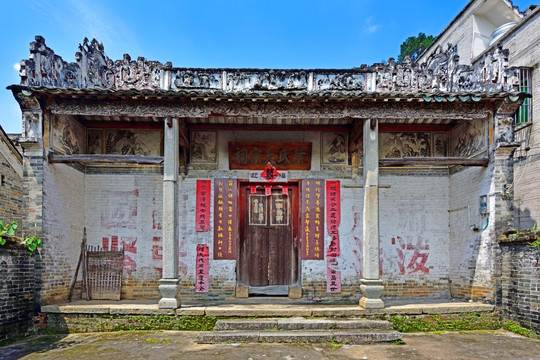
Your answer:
[229,142,312,170]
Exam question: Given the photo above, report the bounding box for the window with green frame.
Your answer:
[516,68,531,125]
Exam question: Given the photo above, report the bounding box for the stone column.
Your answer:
[359,119,384,309]
[159,117,181,309]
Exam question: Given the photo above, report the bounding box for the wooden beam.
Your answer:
[379,157,489,167]
[83,121,163,129]
[187,123,350,132]
[378,124,453,132]
[48,153,164,165]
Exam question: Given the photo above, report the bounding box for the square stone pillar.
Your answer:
[359,119,384,309]
[159,117,181,309]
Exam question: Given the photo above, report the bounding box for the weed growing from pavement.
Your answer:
[390,313,501,332]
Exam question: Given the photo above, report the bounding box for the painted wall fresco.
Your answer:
[105,129,162,156]
[379,132,431,158]
[321,132,348,165]
[432,133,448,157]
[450,120,486,158]
[191,131,217,164]
[51,115,85,154]
[87,129,104,154]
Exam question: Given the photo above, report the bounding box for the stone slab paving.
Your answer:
[42,301,495,317]
[197,329,403,345]
[3,330,539,360]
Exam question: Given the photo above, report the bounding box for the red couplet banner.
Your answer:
[213,179,238,260]
[326,180,341,257]
[195,244,209,293]
[301,179,325,260]
[196,180,211,232]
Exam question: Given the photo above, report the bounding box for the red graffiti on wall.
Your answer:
[352,209,383,277]
[121,237,138,275]
[151,236,188,276]
[396,236,429,275]
[101,190,139,230]
[102,235,138,275]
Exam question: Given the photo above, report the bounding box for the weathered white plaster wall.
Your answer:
[79,129,456,300]
[42,163,85,303]
[379,174,450,297]
[85,173,163,297]
[448,166,492,298]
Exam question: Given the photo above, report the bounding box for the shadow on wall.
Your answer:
[515,207,538,230]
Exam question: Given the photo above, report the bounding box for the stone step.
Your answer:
[214,317,393,331]
[197,330,403,345]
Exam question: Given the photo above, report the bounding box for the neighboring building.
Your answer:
[8,35,526,308]
[418,0,540,230]
[0,125,22,225]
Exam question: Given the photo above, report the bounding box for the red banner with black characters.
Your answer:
[326,180,341,257]
[213,179,238,260]
[195,244,209,292]
[326,180,341,293]
[196,180,211,232]
[301,179,325,260]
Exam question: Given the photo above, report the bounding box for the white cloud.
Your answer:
[363,16,381,34]
[13,63,20,71]
[24,0,141,60]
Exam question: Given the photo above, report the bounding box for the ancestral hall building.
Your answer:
[9,35,528,308]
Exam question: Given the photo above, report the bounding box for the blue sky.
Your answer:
[0,0,534,133]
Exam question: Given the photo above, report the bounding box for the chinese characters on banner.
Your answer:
[196,180,211,232]
[301,179,325,260]
[326,181,341,257]
[327,256,342,293]
[326,180,341,293]
[213,179,238,259]
[195,244,209,292]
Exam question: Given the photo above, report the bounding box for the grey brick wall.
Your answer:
[0,245,37,340]
[500,240,540,333]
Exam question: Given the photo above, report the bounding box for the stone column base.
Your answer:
[359,279,385,309]
[288,286,302,299]
[158,278,181,309]
[235,286,249,298]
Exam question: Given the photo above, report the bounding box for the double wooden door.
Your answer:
[238,183,299,294]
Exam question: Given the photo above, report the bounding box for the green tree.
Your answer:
[397,32,436,63]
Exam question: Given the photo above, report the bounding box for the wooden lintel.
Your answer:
[378,124,453,132]
[187,124,350,132]
[84,121,163,129]
[48,153,164,165]
[379,157,489,167]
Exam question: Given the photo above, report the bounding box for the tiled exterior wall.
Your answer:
[0,246,36,340]
[40,162,85,304]
[500,241,540,333]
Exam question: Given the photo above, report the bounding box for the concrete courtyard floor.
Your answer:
[2,330,540,360]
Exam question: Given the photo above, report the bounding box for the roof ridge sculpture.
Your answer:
[18,36,519,94]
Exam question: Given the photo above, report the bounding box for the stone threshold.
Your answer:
[41,301,495,317]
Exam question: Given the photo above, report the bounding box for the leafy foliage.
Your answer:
[0,220,42,254]
[0,220,17,245]
[397,32,436,63]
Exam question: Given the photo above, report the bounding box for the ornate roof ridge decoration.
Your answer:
[18,36,519,94]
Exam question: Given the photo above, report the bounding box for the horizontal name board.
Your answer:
[229,142,312,170]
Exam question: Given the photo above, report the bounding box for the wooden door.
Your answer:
[238,183,299,294]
